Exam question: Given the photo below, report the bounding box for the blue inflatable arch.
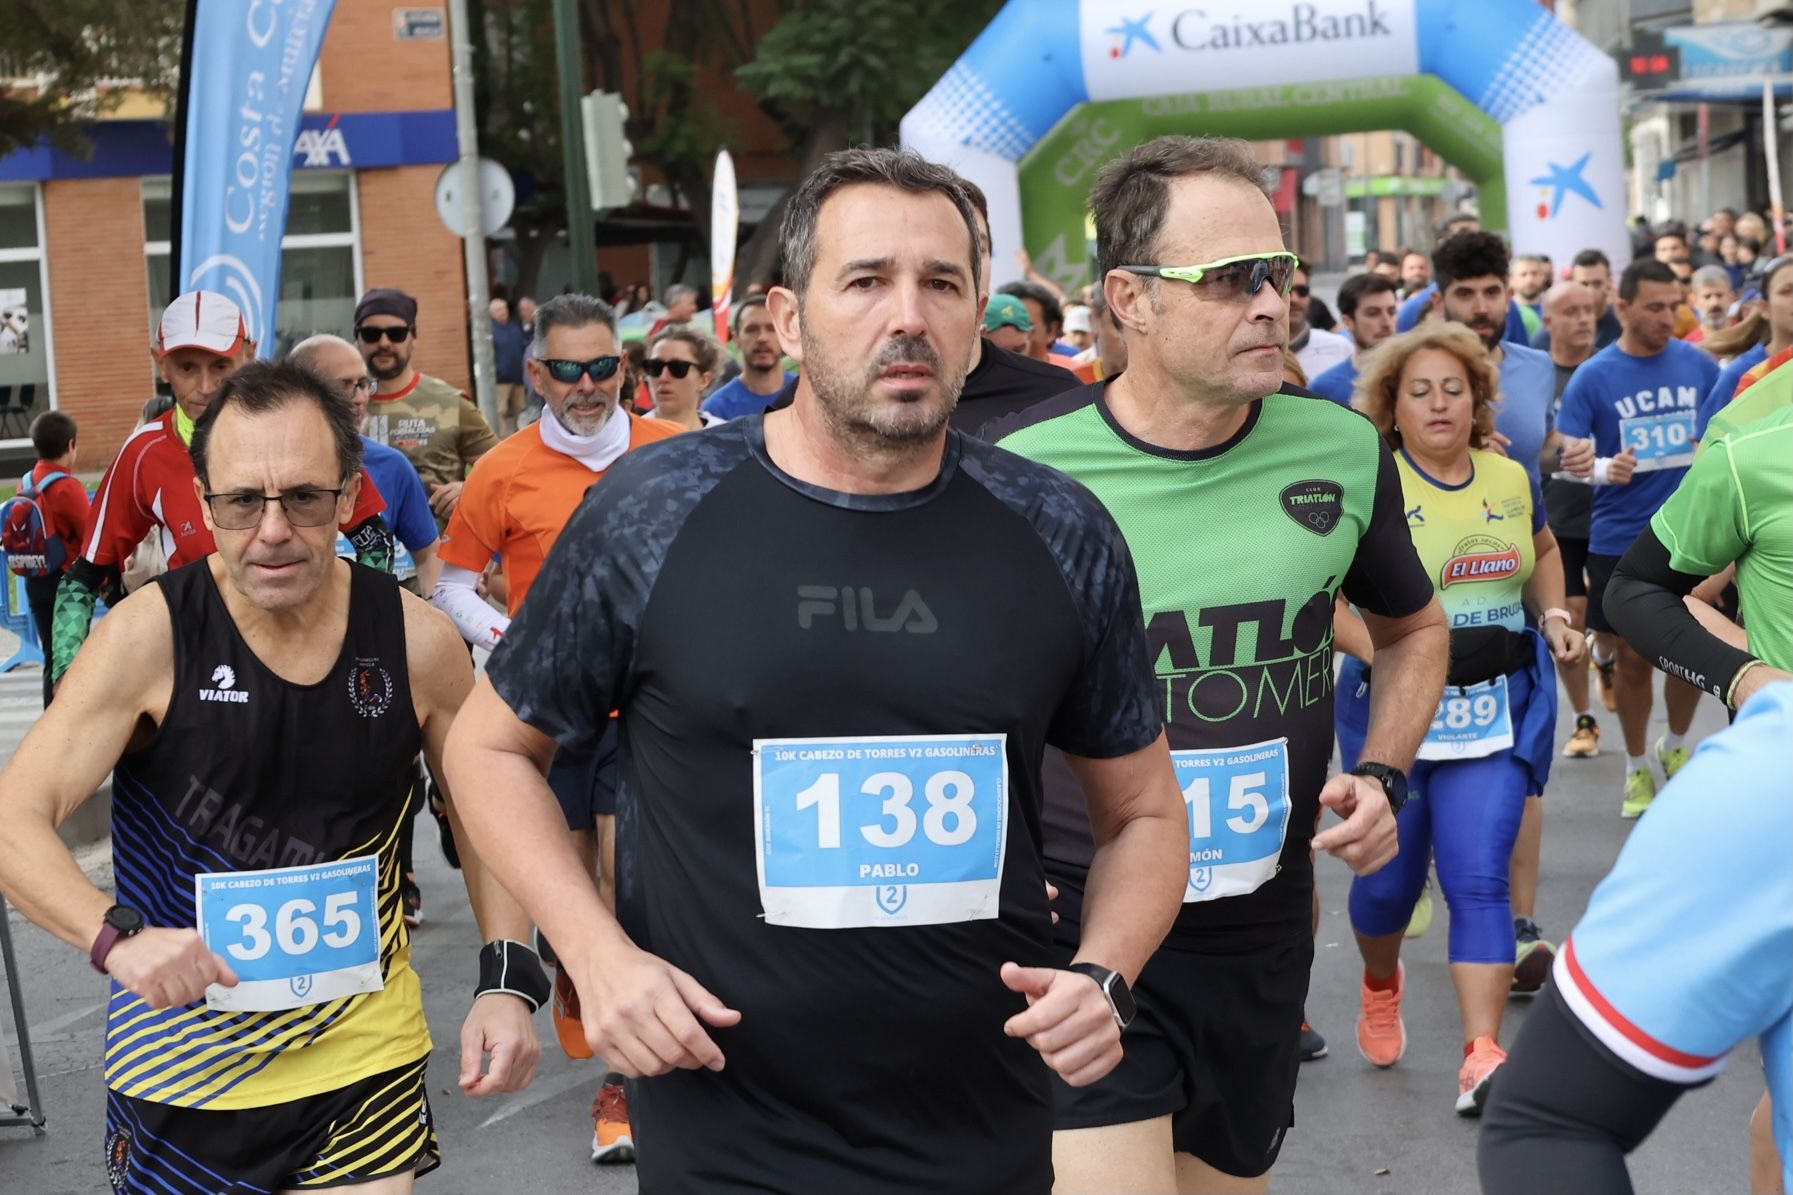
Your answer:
[902,0,1628,287]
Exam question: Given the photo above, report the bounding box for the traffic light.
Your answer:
[581,91,636,210]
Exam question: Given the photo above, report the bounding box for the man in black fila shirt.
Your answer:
[0,363,541,1193]
[445,147,1189,1194]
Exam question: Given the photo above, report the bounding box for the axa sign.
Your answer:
[294,126,351,168]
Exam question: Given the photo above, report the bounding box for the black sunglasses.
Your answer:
[355,325,413,345]
[1290,284,1311,298]
[542,356,623,383]
[643,359,698,379]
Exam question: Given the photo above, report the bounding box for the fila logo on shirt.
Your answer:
[796,585,938,634]
[199,664,249,704]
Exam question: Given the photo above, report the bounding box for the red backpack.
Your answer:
[3,470,74,578]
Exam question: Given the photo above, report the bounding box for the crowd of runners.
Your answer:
[0,135,1785,1195]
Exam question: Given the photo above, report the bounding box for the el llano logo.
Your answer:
[1441,536,1521,588]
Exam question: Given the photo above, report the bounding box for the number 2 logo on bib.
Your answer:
[753,734,1008,929]
[1174,739,1292,903]
[194,855,384,1012]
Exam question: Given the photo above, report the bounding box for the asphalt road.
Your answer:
[0,667,1758,1194]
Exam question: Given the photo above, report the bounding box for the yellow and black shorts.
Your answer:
[103,1057,439,1193]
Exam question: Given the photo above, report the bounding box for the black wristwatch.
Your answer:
[1350,762,1409,816]
[1068,962,1137,1031]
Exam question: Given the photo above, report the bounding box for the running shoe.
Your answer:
[1356,963,1406,1068]
[592,1083,636,1164]
[1404,882,1433,939]
[1563,714,1600,758]
[1621,767,1657,820]
[1299,1016,1328,1062]
[1593,657,1617,712]
[1655,735,1691,781]
[1456,1036,1508,1116]
[401,875,422,928]
[552,964,595,1060]
[1511,918,1555,994]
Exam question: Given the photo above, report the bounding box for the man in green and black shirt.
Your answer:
[995,136,1447,1193]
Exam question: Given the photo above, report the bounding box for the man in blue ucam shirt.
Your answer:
[1309,273,1399,405]
[1556,259,1720,819]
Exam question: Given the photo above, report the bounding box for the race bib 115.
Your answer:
[1175,739,1292,903]
[753,734,1008,929]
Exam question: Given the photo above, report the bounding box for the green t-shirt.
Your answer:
[995,382,1433,936]
[1653,403,1793,671]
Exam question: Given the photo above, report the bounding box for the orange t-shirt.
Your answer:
[438,413,682,614]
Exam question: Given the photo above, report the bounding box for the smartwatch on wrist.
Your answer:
[1349,762,1409,817]
[1068,962,1137,1031]
[90,904,145,974]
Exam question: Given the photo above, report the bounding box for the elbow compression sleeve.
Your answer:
[1480,985,1685,1195]
[50,561,111,682]
[1604,530,1755,702]
[430,565,510,650]
[346,514,395,574]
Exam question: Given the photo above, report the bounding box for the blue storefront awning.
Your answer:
[0,109,458,183]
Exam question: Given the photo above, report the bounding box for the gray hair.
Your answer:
[1088,136,1271,281]
[1691,264,1733,291]
[531,293,618,355]
[664,283,699,306]
[778,147,982,300]
[287,333,361,370]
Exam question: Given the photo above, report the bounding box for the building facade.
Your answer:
[0,4,472,468]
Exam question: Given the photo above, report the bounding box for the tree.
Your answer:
[0,1,182,159]
[730,0,1003,285]
[470,0,1002,296]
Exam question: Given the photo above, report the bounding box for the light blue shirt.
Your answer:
[1494,342,1556,490]
[1308,358,1358,406]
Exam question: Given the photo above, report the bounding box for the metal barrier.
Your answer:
[0,896,47,1130]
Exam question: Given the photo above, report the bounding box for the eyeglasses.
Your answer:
[355,325,413,345]
[1291,284,1312,298]
[1117,252,1300,301]
[542,356,623,383]
[643,359,697,380]
[335,377,378,399]
[203,487,344,530]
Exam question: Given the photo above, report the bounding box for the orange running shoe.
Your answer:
[553,964,594,1060]
[592,1082,636,1164]
[1356,962,1406,1068]
[1456,1035,1508,1116]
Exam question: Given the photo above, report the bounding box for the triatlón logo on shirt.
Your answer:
[1279,480,1343,536]
[1441,536,1521,588]
[199,664,249,704]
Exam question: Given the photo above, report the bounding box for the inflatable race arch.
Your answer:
[901,0,1628,292]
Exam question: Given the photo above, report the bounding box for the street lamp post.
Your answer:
[552,0,600,295]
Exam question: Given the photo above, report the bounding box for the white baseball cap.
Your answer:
[157,291,249,357]
[1062,305,1092,335]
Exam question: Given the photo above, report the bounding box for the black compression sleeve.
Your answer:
[1479,984,1687,1195]
[1604,528,1756,702]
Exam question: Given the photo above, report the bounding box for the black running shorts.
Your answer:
[1558,535,1590,601]
[1048,884,1310,1179]
[1584,551,1622,633]
[548,716,621,829]
[103,1056,437,1193]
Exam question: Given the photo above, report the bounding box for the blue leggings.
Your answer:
[1346,751,1529,964]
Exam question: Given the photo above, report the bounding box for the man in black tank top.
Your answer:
[0,362,545,1193]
